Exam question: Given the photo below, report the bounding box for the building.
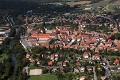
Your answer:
[31,33,55,43]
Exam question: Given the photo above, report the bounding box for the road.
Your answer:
[103,58,111,78]
[67,39,76,46]
[20,38,33,50]
[93,66,97,80]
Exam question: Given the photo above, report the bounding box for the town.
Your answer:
[0,0,120,80]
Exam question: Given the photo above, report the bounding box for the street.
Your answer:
[93,66,97,80]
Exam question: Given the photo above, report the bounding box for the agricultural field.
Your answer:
[65,1,92,6]
[113,0,120,6]
[92,0,112,7]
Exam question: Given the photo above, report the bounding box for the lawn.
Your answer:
[29,65,42,69]
[0,54,8,62]
[107,55,120,60]
[106,5,117,11]
[28,74,58,80]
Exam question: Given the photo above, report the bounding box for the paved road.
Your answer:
[103,58,111,78]
[67,39,76,46]
[93,66,97,80]
[20,38,32,49]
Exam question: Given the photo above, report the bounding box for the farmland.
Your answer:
[65,1,92,6]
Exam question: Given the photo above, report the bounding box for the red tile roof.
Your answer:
[31,34,55,38]
[93,54,100,57]
[114,59,119,65]
[63,46,69,49]
[84,52,91,55]
[48,61,53,66]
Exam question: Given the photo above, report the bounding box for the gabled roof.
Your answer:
[83,52,91,55]
[93,54,100,57]
[48,61,53,66]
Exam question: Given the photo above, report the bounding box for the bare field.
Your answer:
[66,1,91,6]
[114,0,120,6]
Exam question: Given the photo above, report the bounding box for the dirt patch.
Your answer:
[114,1,120,6]
[29,69,42,75]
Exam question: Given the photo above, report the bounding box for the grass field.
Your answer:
[107,55,120,60]
[29,65,43,69]
[93,0,112,7]
[28,74,58,80]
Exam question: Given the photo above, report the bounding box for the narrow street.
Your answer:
[93,66,97,80]
[103,58,111,78]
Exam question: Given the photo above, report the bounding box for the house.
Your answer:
[74,66,85,73]
[52,68,57,72]
[87,66,93,72]
[98,43,105,50]
[48,61,53,66]
[54,54,58,61]
[83,52,91,59]
[63,62,67,67]
[79,76,87,80]
[35,42,40,46]
[59,67,64,72]
[22,68,26,74]
[29,58,35,63]
[27,26,33,33]
[79,66,85,72]
[117,65,120,70]
[74,67,80,73]
[57,62,62,66]
[114,59,119,65]
[26,53,30,59]
[50,55,55,61]
[100,61,106,66]
[0,27,10,44]
[97,66,102,71]
[105,40,113,47]
[37,60,41,65]
[77,55,82,60]
[92,54,101,60]
[101,76,106,80]
[76,61,81,66]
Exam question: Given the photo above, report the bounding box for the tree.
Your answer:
[12,45,25,55]
[0,57,13,80]
[110,33,120,40]
[31,46,44,54]
[2,38,11,45]
[56,71,64,80]
[9,27,16,37]
[64,73,75,80]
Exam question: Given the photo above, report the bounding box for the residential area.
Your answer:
[20,11,120,80]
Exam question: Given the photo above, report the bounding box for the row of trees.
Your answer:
[0,37,29,80]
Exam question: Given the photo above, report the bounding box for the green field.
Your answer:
[93,0,112,7]
[28,74,58,80]
[0,54,8,62]
[107,55,120,60]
